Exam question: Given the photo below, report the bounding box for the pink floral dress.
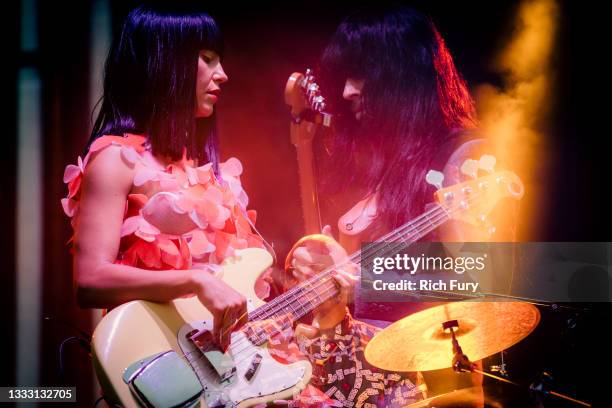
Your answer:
[62,133,264,271]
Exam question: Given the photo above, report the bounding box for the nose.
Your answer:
[213,63,228,84]
[343,78,364,101]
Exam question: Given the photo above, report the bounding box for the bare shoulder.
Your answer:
[82,143,135,197]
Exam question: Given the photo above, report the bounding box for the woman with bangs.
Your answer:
[284,4,489,407]
[62,3,256,352]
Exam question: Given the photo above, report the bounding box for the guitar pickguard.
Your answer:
[178,321,308,407]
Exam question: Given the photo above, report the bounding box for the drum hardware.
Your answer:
[443,319,476,373]
[442,319,590,406]
[529,371,591,407]
[364,301,592,407]
[489,351,508,378]
[442,318,519,387]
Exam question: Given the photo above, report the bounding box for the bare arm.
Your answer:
[72,145,246,348]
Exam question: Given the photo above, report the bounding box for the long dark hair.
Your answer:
[89,2,224,165]
[319,5,477,230]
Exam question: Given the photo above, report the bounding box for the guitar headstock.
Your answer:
[284,69,332,128]
[427,155,524,234]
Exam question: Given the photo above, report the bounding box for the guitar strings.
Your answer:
[225,193,479,358]
[240,202,447,327]
[227,194,494,366]
[251,196,459,321]
[222,203,451,359]
[224,191,488,359]
[283,182,494,310]
[253,201,449,319]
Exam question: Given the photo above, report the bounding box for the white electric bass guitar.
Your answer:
[92,158,523,407]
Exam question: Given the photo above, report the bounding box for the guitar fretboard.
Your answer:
[244,204,450,344]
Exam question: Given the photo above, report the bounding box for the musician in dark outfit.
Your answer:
[280,5,512,407]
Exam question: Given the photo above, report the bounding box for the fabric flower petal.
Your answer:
[141,192,198,236]
[122,239,162,269]
[159,178,180,191]
[63,164,82,183]
[174,194,195,213]
[120,146,140,167]
[158,237,183,269]
[195,164,213,185]
[125,194,148,218]
[66,176,82,200]
[189,210,206,229]
[61,198,78,217]
[220,157,243,177]
[202,185,223,203]
[62,138,263,269]
[196,198,230,230]
[133,168,161,186]
[169,165,189,188]
[227,179,249,209]
[178,237,191,269]
[121,216,141,237]
[213,231,233,261]
[185,165,199,186]
[189,230,215,258]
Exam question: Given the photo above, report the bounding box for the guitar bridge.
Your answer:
[244,353,263,381]
[220,366,237,384]
[188,328,237,383]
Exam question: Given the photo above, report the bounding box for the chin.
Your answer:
[196,105,214,118]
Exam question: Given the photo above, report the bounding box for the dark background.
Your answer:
[1,0,606,406]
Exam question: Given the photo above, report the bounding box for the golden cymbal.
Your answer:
[364,301,540,372]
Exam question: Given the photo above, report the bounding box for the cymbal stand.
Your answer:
[441,320,591,407]
[490,350,508,377]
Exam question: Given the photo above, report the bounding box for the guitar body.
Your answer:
[92,248,312,407]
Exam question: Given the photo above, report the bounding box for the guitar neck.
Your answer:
[286,70,334,235]
[247,203,450,340]
[248,153,522,343]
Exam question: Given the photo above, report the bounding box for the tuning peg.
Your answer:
[314,95,325,110]
[304,68,313,81]
[479,155,496,173]
[303,69,314,88]
[307,83,319,93]
[460,159,479,179]
[425,170,444,190]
